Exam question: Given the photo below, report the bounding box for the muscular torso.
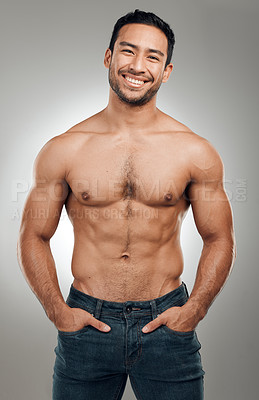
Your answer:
[60,111,196,301]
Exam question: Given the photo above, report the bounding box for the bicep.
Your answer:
[186,140,235,243]
[20,182,68,241]
[19,138,69,241]
[188,181,234,243]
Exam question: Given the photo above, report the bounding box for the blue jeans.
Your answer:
[53,282,205,399]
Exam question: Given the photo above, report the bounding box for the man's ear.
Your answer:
[104,48,112,69]
[162,63,173,83]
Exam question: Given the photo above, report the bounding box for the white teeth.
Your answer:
[125,76,144,85]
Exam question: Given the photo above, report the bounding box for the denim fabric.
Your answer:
[53,282,205,399]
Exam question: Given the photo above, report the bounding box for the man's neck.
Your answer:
[103,89,160,135]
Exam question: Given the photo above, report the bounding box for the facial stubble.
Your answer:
[108,63,163,107]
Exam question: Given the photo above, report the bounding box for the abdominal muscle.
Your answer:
[71,220,184,302]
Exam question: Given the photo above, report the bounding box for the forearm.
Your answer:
[17,233,68,325]
[185,237,236,322]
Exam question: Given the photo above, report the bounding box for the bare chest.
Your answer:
[66,139,191,207]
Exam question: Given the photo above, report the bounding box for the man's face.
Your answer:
[104,24,173,106]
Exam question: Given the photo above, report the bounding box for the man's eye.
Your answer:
[148,56,159,61]
[122,49,134,54]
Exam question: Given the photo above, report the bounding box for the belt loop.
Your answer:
[94,299,103,319]
[150,299,158,320]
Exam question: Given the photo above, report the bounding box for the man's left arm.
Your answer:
[180,140,237,329]
[142,139,236,333]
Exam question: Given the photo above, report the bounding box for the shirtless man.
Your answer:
[17,10,236,400]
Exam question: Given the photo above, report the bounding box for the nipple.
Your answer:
[82,191,90,200]
[164,192,173,201]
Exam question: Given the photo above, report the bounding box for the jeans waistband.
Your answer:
[67,282,189,320]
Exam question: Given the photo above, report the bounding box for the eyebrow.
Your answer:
[118,41,165,58]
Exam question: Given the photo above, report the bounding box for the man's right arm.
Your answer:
[17,136,111,333]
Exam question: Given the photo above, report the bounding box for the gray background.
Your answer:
[1,0,258,399]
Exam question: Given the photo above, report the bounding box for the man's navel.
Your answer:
[121,252,130,260]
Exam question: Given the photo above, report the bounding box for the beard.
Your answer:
[108,65,163,107]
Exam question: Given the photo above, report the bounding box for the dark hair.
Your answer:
[108,9,175,67]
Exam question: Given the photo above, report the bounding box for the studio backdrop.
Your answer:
[1,0,258,399]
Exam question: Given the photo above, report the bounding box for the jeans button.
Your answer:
[126,305,132,313]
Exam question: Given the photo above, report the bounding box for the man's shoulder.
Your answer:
[34,113,104,176]
[33,130,87,176]
[162,114,223,173]
[65,110,105,135]
[182,133,224,181]
[41,116,98,153]
[162,114,209,146]
[36,132,82,163]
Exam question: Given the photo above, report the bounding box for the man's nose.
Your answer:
[128,54,146,73]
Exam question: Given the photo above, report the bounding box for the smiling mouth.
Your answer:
[122,74,150,88]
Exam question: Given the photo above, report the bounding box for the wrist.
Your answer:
[48,301,70,326]
[183,299,207,323]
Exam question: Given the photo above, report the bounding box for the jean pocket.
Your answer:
[162,325,195,337]
[58,325,90,337]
